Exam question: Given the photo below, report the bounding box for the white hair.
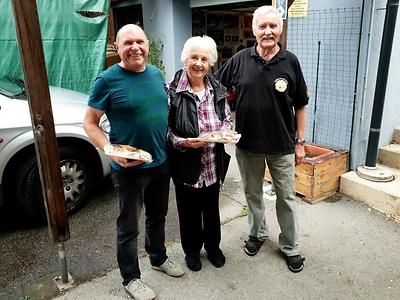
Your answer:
[252,5,283,34]
[180,36,218,66]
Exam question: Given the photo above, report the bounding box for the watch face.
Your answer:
[296,138,306,145]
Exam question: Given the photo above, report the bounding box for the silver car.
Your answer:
[0,76,110,226]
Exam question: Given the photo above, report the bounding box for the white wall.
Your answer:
[141,0,191,81]
[351,0,400,168]
[172,0,193,78]
[309,0,362,9]
[141,0,174,80]
[381,9,400,145]
[114,0,400,169]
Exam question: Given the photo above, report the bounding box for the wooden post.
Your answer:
[280,0,295,49]
[11,0,70,242]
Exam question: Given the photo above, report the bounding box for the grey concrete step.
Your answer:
[393,127,400,144]
[340,164,400,218]
[378,143,400,169]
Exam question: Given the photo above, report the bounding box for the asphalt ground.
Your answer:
[49,143,400,300]
[50,191,400,300]
[2,144,400,300]
[0,178,180,300]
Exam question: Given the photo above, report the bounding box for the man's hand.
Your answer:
[110,155,144,168]
[295,144,305,166]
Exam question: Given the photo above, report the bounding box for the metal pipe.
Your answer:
[365,0,399,167]
[58,242,68,283]
[312,40,321,143]
[349,0,366,169]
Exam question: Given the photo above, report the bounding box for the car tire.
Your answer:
[13,146,95,226]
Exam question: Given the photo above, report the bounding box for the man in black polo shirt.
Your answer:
[214,5,308,273]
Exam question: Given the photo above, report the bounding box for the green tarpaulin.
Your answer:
[0,0,110,94]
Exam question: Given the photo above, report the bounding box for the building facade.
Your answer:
[110,0,399,170]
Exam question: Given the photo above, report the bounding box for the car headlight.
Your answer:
[100,118,110,134]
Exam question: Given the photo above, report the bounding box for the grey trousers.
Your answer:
[236,147,300,256]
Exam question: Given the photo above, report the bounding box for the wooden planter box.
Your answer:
[264,143,349,204]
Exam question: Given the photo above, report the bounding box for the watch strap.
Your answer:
[295,138,306,145]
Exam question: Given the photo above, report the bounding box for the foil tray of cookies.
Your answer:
[187,130,241,144]
[104,144,153,163]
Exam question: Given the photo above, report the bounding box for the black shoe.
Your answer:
[244,236,264,256]
[185,254,202,272]
[281,252,305,273]
[207,249,226,268]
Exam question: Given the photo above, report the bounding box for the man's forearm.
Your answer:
[83,108,110,150]
[85,124,110,150]
[295,106,307,139]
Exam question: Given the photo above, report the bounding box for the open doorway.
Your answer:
[112,3,143,34]
[191,1,270,68]
[106,2,143,67]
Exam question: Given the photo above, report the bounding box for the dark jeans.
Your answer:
[174,181,221,256]
[111,162,170,285]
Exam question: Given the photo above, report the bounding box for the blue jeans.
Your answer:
[111,162,170,285]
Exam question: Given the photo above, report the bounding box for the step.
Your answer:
[340,165,400,218]
[394,127,400,144]
[378,143,400,169]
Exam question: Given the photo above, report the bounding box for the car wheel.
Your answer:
[13,146,94,225]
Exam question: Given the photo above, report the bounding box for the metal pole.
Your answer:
[365,0,399,167]
[58,243,68,283]
[312,41,321,143]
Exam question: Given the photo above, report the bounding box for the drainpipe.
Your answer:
[356,0,398,182]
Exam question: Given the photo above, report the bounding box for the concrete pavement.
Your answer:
[51,143,400,300]
[52,193,400,300]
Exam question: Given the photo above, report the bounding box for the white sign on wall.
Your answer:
[273,0,288,20]
[288,0,309,18]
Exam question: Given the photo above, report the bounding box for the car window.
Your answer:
[0,76,26,99]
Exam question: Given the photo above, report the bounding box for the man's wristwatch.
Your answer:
[295,138,306,145]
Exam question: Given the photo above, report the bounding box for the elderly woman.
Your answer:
[167,36,233,272]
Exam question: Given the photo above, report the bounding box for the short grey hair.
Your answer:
[180,35,218,67]
[252,5,283,34]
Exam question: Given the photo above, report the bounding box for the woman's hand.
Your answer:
[183,140,208,149]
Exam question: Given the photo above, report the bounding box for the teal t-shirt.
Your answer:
[88,64,168,171]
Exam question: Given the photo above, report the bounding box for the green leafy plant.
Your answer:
[241,205,248,216]
[148,34,166,78]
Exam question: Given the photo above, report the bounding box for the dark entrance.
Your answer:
[192,1,271,68]
[111,2,143,35]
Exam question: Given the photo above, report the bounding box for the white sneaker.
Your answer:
[152,258,185,277]
[124,279,156,300]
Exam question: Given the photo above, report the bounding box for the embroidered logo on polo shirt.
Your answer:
[274,78,288,92]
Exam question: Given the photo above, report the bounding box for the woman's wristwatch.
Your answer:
[295,138,306,145]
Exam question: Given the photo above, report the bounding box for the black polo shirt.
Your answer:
[214,43,309,155]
